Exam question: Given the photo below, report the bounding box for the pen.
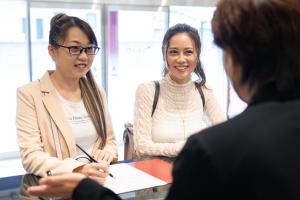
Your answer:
[76,144,115,179]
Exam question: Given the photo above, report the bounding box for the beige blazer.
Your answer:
[16,71,118,177]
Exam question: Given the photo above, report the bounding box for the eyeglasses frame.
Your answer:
[53,43,100,55]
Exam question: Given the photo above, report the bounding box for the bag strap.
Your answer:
[194,82,205,109]
[151,81,205,115]
[151,81,160,117]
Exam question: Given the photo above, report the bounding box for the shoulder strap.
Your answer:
[195,82,205,109]
[151,81,160,117]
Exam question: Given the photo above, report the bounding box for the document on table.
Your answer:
[104,163,167,194]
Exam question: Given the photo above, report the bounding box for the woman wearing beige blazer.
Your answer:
[16,13,117,183]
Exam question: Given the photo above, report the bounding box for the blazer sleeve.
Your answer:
[16,86,83,177]
[166,133,221,199]
[73,178,121,200]
[97,86,118,161]
[133,83,184,158]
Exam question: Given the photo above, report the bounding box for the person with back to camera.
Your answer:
[16,13,117,183]
[133,23,226,160]
[27,0,300,199]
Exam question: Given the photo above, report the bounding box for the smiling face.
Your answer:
[166,32,198,84]
[48,26,95,80]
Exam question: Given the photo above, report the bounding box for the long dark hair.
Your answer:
[162,24,206,88]
[49,13,107,149]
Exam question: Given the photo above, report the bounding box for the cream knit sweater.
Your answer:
[133,74,226,158]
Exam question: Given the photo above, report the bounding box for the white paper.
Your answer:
[104,163,167,194]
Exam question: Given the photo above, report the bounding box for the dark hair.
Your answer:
[212,0,300,93]
[49,13,97,46]
[162,23,206,91]
[49,13,107,149]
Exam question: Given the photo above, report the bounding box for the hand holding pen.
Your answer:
[76,144,115,179]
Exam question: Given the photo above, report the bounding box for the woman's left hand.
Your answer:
[94,150,114,164]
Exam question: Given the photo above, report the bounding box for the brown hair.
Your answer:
[212,0,300,93]
[49,13,107,148]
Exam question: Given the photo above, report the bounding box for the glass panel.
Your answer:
[106,7,168,147]
[36,18,44,39]
[30,5,102,83]
[0,0,29,153]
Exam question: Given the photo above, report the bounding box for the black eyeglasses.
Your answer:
[54,44,100,55]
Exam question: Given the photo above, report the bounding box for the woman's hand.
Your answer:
[94,149,114,163]
[27,173,86,198]
[73,161,109,184]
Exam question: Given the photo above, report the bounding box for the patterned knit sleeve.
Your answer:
[203,86,227,125]
[133,82,184,158]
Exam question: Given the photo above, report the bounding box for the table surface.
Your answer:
[15,174,170,200]
[0,158,172,200]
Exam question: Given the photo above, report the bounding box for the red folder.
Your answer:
[131,159,173,183]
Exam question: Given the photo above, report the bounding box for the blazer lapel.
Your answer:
[39,71,76,157]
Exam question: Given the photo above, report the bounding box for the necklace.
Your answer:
[164,76,193,140]
[174,88,189,140]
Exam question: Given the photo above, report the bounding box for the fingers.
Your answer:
[28,185,64,197]
[40,173,85,185]
[27,173,86,198]
[89,162,109,172]
[28,185,72,198]
[105,154,113,164]
[86,169,107,178]
[27,185,49,196]
[94,150,113,163]
[83,162,109,178]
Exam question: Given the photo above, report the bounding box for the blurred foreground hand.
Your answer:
[27,173,86,199]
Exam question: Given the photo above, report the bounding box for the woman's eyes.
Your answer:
[168,50,194,55]
[168,50,178,54]
[71,46,82,51]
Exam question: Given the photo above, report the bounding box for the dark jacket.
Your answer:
[166,82,300,200]
[73,178,121,200]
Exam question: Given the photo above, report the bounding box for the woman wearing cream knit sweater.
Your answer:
[133,24,226,159]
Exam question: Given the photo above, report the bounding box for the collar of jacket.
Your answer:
[39,70,77,158]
